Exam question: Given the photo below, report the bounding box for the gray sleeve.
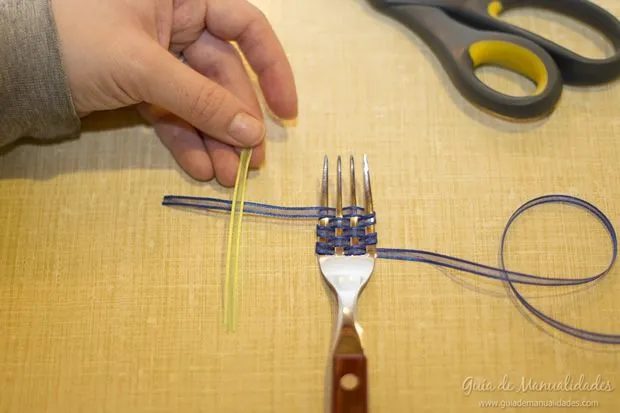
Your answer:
[0,0,81,147]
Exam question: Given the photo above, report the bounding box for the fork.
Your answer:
[316,154,377,413]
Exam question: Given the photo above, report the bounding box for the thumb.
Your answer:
[135,43,265,147]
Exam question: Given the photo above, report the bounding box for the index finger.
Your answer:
[205,0,298,120]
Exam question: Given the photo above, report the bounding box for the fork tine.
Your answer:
[349,156,359,248]
[317,156,331,255]
[363,154,374,214]
[321,155,329,211]
[336,156,343,218]
[350,155,357,208]
[335,156,344,255]
[363,155,376,257]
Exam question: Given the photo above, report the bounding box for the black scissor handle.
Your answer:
[461,0,620,85]
[379,4,563,120]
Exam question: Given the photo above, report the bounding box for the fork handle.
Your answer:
[332,352,368,413]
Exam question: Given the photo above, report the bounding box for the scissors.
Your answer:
[368,0,620,120]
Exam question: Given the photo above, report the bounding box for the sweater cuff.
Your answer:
[0,0,81,146]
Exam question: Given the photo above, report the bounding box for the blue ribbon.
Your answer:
[161,194,620,345]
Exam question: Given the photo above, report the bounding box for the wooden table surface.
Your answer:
[1,1,620,412]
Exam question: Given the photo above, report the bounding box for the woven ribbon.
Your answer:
[162,193,620,345]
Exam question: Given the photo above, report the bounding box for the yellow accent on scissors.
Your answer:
[223,148,252,332]
[468,40,549,95]
[487,0,503,17]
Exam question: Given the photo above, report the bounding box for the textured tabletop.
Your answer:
[1,1,620,412]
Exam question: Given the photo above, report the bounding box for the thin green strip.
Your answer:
[223,148,252,332]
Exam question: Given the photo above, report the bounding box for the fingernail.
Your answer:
[228,113,265,146]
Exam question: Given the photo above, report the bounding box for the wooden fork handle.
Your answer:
[331,352,368,413]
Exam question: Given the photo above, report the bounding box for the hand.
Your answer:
[51,0,297,186]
